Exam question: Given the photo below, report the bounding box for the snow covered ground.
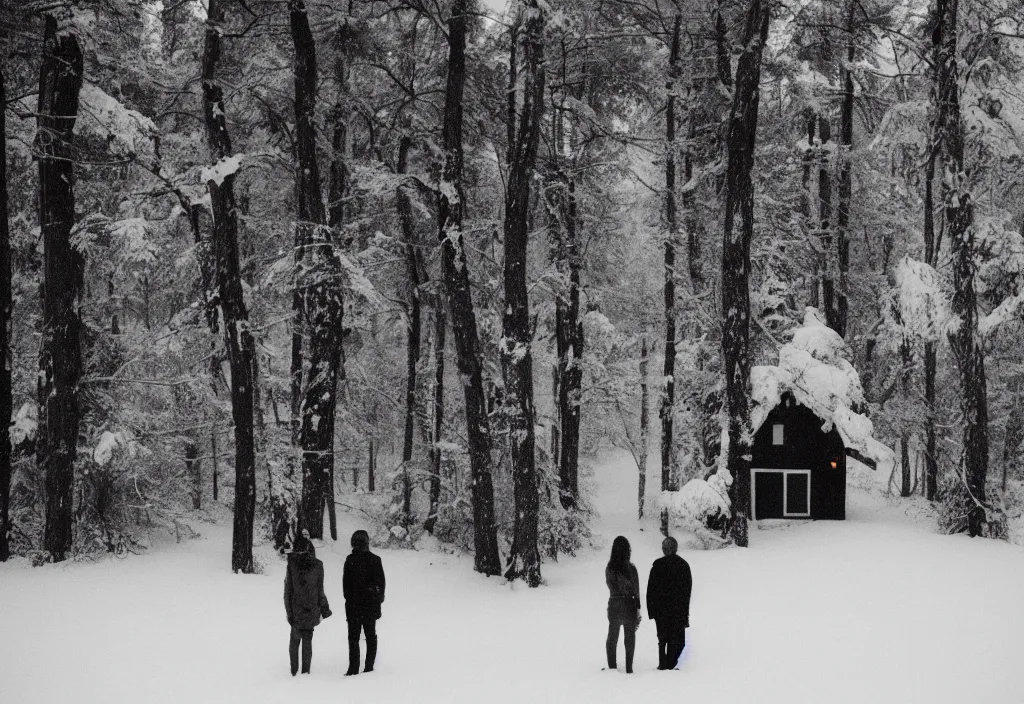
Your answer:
[2,453,1023,704]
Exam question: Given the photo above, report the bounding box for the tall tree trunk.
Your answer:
[660,13,682,536]
[185,440,202,510]
[923,146,938,501]
[558,176,583,510]
[683,38,720,475]
[202,0,257,572]
[545,37,584,512]
[802,112,818,305]
[638,335,649,520]
[683,103,706,298]
[899,333,913,497]
[0,66,12,562]
[1003,401,1021,493]
[288,283,303,526]
[546,170,583,510]
[818,116,835,324]
[721,0,771,548]
[833,0,855,338]
[212,428,219,501]
[37,16,84,563]
[502,1,544,587]
[438,0,501,576]
[398,135,420,526]
[934,0,988,537]
[368,439,375,493]
[325,11,350,543]
[424,303,446,534]
[290,0,344,541]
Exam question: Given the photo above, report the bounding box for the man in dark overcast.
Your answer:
[645,536,692,670]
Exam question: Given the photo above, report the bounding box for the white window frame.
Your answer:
[750,468,812,519]
[772,424,784,445]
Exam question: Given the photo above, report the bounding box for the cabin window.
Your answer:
[772,424,784,445]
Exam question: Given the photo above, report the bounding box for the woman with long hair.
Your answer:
[605,535,641,673]
[283,536,332,675]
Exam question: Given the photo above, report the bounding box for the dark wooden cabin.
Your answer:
[751,392,849,520]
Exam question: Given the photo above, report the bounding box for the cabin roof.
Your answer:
[751,309,894,469]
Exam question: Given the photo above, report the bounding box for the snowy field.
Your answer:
[2,453,1023,704]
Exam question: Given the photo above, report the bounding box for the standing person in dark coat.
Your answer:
[605,535,641,673]
[283,536,331,676]
[343,529,385,676]
[646,536,692,670]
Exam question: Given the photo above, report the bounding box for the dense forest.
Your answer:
[0,0,1021,579]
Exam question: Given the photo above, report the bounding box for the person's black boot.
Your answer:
[346,640,360,675]
[364,634,377,673]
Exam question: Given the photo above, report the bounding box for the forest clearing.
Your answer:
[1,0,1024,701]
[2,453,1023,704]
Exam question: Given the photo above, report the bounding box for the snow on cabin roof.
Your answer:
[751,308,894,468]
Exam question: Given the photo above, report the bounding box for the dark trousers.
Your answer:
[655,619,686,669]
[606,610,636,671]
[347,617,378,673]
[289,627,314,675]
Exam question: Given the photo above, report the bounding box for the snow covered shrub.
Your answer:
[538,465,595,559]
[75,430,159,556]
[425,500,474,553]
[342,490,408,546]
[1005,480,1024,548]
[659,473,732,548]
[937,472,1007,539]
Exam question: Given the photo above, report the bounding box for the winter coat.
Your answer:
[605,562,641,620]
[343,550,386,621]
[646,554,692,628]
[284,554,331,630]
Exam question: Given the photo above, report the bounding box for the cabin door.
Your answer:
[752,469,812,519]
[782,470,811,517]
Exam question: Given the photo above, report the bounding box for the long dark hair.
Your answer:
[607,535,631,574]
[291,536,315,570]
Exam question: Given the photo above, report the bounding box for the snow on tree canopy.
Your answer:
[201,155,245,186]
[894,257,955,341]
[9,403,37,447]
[93,431,123,467]
[76,84,157,157]
[751,308,893,468]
